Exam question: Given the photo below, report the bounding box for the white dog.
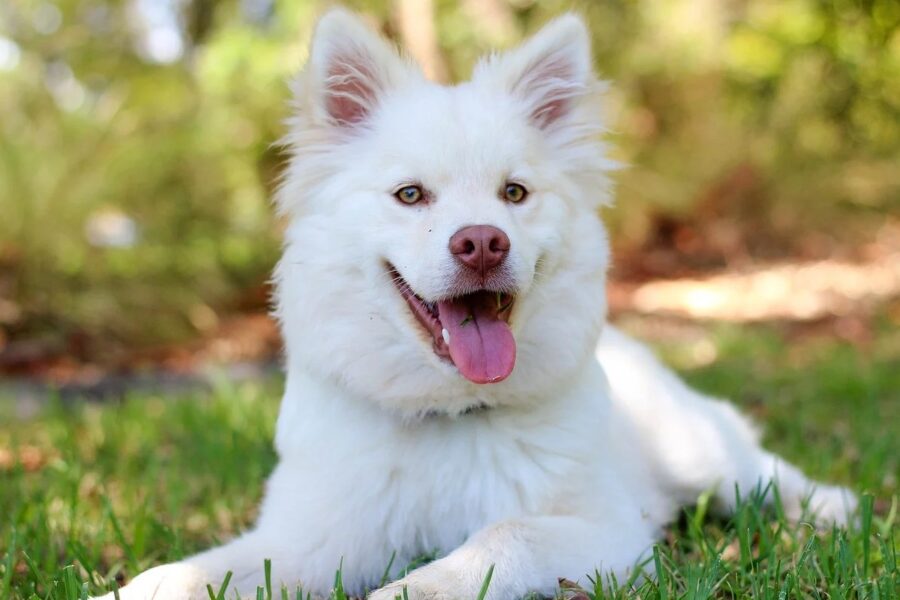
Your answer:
[102,10,855,600]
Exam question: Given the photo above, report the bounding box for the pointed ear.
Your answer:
[473,14,594,129]
[304,9,422,128]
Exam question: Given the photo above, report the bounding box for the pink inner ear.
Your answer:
[517,52,579,129]
[324,51,379,126]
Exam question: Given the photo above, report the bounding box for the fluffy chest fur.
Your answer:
[265,366,628,592]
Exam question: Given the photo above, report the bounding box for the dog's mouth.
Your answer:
[388,265,516,384]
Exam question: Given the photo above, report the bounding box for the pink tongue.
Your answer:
[437,294,516,384]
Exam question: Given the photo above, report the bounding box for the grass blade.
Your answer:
[476,564,495,600]
[380,551,397,587]
[861,493,874,578]
[1,528,16,598]
[653,545,668,600]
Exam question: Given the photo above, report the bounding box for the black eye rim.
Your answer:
[503,182,528,203]
[393,184,425,205]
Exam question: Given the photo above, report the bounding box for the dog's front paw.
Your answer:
[368,578,454,600]
[93,562,212,600]
[368,563,471,600]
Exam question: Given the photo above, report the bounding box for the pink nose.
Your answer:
[449,225,510,277]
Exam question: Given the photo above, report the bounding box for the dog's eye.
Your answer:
[502,182,528,203]
[395,185,424,205]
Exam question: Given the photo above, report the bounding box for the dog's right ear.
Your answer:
[472,14,594,131]
[303,9,422,129]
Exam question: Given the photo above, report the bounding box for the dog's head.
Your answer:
[275,10,614,415]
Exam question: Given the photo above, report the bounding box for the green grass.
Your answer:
[1,321,897,599]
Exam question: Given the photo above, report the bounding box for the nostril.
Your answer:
[449,225,510,274]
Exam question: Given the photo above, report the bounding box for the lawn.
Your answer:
[1,319,897,599]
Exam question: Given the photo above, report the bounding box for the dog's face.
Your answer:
[276,11,614,415]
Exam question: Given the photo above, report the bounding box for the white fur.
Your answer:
[100,10,856,600]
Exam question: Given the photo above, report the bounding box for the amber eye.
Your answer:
[502,182,528,203]
[395,185,424,205]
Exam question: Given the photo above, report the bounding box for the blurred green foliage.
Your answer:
[0,0,898,349]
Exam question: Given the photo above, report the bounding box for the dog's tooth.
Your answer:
[441,328,451,345]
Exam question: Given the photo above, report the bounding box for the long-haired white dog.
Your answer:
[103,10,855,600]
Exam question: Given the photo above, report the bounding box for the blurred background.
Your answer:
[0,0,898,393]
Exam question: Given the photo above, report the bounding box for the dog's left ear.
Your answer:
[473,14,593,130]
[303,9,423,129]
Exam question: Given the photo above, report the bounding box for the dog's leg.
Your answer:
[596,324,857,525]
[94,528,292,600]
[368,514,656,600]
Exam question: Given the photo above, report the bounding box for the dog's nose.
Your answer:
[449,225,510,276]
